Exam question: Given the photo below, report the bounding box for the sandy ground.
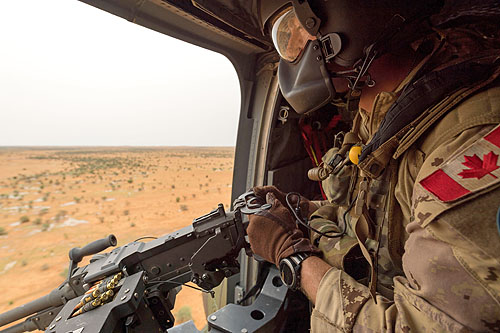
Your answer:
[0,147,235,331]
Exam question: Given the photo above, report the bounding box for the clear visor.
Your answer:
[271,8,315,62]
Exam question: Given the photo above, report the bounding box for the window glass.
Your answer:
[0,0,240,329]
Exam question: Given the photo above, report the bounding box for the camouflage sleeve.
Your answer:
[311,115,500,330]
[311,193,500,332]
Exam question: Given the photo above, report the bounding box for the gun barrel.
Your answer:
[0,284,73,327]
[0,319,37,333]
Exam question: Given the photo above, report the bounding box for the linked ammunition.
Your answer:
[71,298,101,317]
[73,293,96,311]
[95,282,115,294]
[100,290,114,304]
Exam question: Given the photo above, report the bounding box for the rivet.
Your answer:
[241,329,248,333]
[313,45,319,50]
[124,288,130,294]
[305,17,315,29]
[121,295,127,301]
[134,292,139,300]
[55,316,62,322]
[49,324,55,330]
[210,315,217,321]
[316,55,322,61]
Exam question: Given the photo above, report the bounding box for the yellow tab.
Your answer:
[349,146,362,165]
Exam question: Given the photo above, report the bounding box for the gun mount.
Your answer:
[0,191,294,333]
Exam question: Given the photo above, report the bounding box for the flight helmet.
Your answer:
[259,0,443,114]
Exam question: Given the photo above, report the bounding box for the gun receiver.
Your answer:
[0,191,269,333]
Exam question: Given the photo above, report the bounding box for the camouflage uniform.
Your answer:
[308,35,500,331]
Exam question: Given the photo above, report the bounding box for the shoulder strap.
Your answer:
[358,57,500,179]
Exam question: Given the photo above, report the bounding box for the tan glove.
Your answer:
[247,191,320,266]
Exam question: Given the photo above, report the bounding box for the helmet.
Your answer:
[259,0,443,114]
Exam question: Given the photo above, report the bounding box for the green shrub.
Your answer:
[0,227,7,236]
[175,306,192,324]
[20,216,29,223]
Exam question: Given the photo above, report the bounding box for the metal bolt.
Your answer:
[134,292,139,300]
[48,311,53,316]
[49,324,55,330]
[202,273,209,280]
[151,266,160,275]
[313,44,319,50]
[143,275,149,283]
[34,317,39,321]
[124,288,130,294]
[241,329,248,333]
[305,17,315,29]
[180,257,185,262]
[210,315,217,321]
[55,316,62,322]
[316,55,322,61]
[121,295,127,301]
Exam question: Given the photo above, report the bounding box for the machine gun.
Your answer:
[0,191,291,333]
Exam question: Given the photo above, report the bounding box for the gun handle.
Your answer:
[69,235,117,263]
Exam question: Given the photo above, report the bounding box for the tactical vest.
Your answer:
[309,52,500,300]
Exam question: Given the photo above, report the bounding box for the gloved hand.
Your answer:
[247,191,320,266]
[252,185,326,220]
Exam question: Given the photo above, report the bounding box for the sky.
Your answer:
[0,0,241,147]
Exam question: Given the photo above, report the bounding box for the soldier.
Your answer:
[247,0,500,331]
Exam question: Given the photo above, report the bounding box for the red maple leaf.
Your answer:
[458,151,499,179]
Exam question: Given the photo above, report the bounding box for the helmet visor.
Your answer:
[271,8,315,62]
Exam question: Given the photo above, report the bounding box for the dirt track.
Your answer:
[0,147,235,331]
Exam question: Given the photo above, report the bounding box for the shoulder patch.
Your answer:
[420,124,500,202]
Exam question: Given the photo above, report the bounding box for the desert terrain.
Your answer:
[0,146,235,331]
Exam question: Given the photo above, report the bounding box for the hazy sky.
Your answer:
[0,0,241,146]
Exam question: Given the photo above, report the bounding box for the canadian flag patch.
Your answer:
[420,124,500,202]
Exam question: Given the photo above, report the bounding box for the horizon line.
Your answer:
[0,145,236,148]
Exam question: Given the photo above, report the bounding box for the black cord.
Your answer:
[134,236,158,242]
[147,279,215,297]
[236,263,270,305]
[285,192,354,239]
